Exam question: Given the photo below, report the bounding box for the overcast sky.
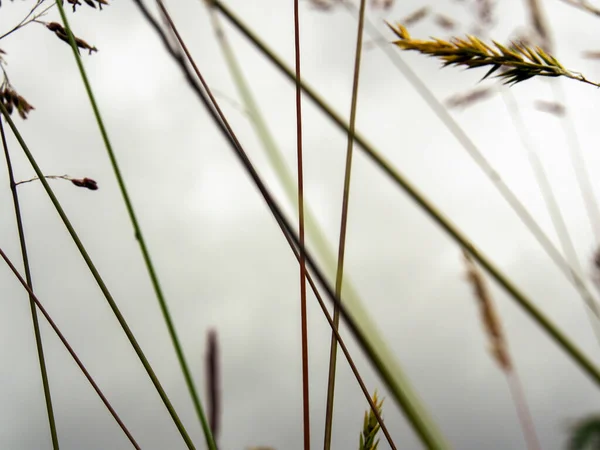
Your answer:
[2,0,600,449]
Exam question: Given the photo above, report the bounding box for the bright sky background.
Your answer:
[2,0,600,449]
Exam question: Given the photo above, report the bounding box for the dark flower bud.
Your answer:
[71,177,98,190]
[46,22,66,33]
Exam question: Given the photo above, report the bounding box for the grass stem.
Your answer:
[292,2,311,449]
[146,1,448,446]
[54,1,213,447]
[212,0,600,389]
[0,118,59,449]
[0,100,196,450]
[0,245,141,449]
[342,2,600,323]
[323,0,367,447]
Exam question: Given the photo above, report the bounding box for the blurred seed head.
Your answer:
[0,86,35,119]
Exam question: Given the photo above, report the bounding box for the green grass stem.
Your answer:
[205,9,396,448]
[502,90,600,342]
[0,100,195,450]
[149,2,449,446]
[342,3,600,326]
[324,0,367,447]
[0,119,59,449]
[213,0,600,389]
[54,2,215,448]
[0,245,141,449]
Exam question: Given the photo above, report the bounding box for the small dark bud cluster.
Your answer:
[1,86,35,119]
[70,177,98,190]
[64,0,110,12]
[46,22,98,55]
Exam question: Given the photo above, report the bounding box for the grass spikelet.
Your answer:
[67,0,109,12]
[306,0,336,11]
[0,86,34,119]
[434,14,456,31]
[534,100,565,116]
[67,0,82,11]
[46,22,98,55]
[462,249,512,372]
[387,22,600,87]
[478,0,495,23]
[401,6,430,27]
[371,0,394,9]
[359,391,384,450]
[445,86,495,109]
[583,50,600,59]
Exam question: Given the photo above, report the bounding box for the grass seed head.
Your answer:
[70,177,98,190]
[65,0,109,12]
[47,22,98,55]
[434,14,456,31]
[0,87,34,119]
[359,391,384,450]
[534,100,565,116]
[462,250,512,372]
[446,86,495,109]
[401,7,430,27]
[388,23,600,87]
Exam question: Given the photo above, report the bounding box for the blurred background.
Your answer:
[2,0,600,448]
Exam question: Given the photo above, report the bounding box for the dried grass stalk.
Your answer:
[388,23,599,87]
[462,250,512,372]
[14,174,98,190]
